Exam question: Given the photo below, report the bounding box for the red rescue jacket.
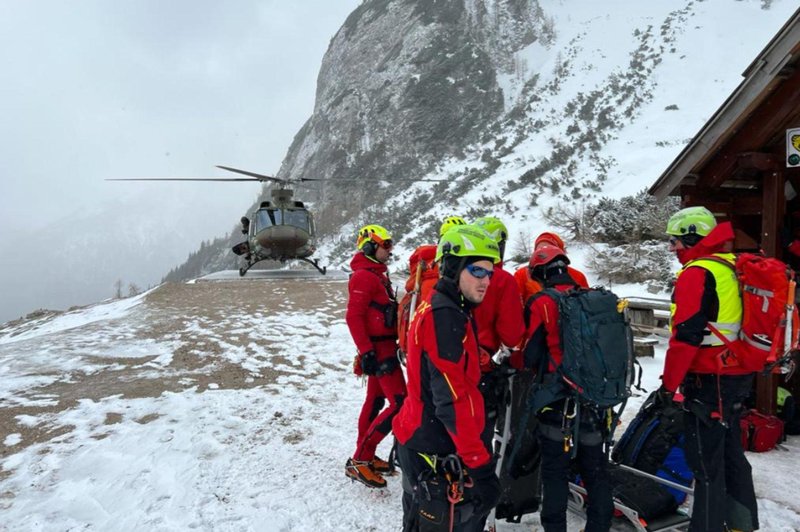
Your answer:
[514,278,577,372]
[392,278,490,469]
[661,222,753,392]
[473,263,525,357]
[346,252,398,359]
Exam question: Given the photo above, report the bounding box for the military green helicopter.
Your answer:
[216,166,326,276]
[109,165,443,276]
[109,165,326,276]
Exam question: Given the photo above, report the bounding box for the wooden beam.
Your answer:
[738,151,780,171]
[680,193,763,216]
[697,66,800,189]
[760,168,784,256]
[755,167,784,415]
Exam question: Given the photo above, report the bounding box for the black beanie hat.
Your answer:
[441,255,493,280]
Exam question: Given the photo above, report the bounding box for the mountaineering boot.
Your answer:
[370,456,395,475]
[345,458,387,488]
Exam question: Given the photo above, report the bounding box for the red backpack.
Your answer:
[397,246,439,355]
[707,253,799,372]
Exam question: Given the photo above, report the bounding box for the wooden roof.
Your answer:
[649,7,800,200]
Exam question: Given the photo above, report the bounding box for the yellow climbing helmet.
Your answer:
[666,206,717,237]
[356,224,393,251]
[439,215,467,237]
[436,225,501,264]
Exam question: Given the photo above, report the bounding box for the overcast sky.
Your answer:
[0,0,361,234]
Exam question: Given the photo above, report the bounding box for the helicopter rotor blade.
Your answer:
[216,165,287,184]
[106,177,262,182]
[299,177,446,183]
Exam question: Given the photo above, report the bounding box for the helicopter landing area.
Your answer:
[194,269,349,282]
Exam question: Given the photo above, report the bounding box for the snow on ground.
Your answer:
[0,277,799,531]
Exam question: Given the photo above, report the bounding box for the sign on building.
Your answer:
[788,127,800,167]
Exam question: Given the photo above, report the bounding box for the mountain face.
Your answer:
[173,0,795,276]
[278,0,554,229]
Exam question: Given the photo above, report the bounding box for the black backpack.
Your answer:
[611,391,694,518]
[523,287,634,413]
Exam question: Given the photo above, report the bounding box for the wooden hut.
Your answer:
[649,8,800,415]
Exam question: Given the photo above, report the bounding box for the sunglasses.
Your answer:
[378,239,393,249]
[465,263,493,279]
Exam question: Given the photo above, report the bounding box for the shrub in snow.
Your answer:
[590,240,674,292]
[585,190,679,245]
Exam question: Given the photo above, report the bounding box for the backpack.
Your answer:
[611,391,693,511]
[739,409,785,452]
[542,287,634,409]
[494,371,542,523]
[513,287,634,459]
[702,253,799,372]
[397,252,438,354]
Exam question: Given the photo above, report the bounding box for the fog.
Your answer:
[0,0,360,323]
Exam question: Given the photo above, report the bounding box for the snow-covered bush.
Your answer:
[586,190,679,245]
[590,240,674,292]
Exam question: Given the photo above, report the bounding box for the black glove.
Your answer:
[654,385,676,408]
[360,350,379,376]
[468,462,501,516]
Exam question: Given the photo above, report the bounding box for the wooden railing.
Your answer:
[625,297,670,356]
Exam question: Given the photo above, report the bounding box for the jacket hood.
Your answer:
[678,221,735,264]
[350,251,389,273]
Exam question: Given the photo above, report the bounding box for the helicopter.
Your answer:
[108,165,444,277]
[109,165,327,276]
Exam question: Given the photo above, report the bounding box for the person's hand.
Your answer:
[353,354,363,376]
[360,350,379,376]
[468,462,501,516]
[479,346,495,373]
[654,385,676,408]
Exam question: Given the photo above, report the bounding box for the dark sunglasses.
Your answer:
[379,239,393,249]
[465,263,493,279]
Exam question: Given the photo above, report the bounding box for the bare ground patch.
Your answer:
[0,277,347,458]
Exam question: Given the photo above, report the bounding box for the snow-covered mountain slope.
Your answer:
[168,0,797,277]
[322,0,797,266]
[1,278,799,530]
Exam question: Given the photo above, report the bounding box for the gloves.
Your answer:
[352,354,363,376]
[654,384,676,409]
[360,350,379,376]
[468,462,501,516]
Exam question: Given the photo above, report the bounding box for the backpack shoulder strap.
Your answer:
[686,254,736,272]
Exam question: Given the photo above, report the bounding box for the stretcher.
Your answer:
[568,463,692,532]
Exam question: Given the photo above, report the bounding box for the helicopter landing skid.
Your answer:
[238,257,326,277]
[299,257,327,275]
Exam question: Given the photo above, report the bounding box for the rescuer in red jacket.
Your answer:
[345,224,407,489]
[392,225,502,531]
[658,206,758,532]
[517,244,613,532]
[472,216,524,453]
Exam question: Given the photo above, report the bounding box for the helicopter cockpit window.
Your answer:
[255,208,282,231]
[284,209,310,231]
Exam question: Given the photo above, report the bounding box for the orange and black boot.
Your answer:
[370,456,396,475]
[345,458,387,488]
